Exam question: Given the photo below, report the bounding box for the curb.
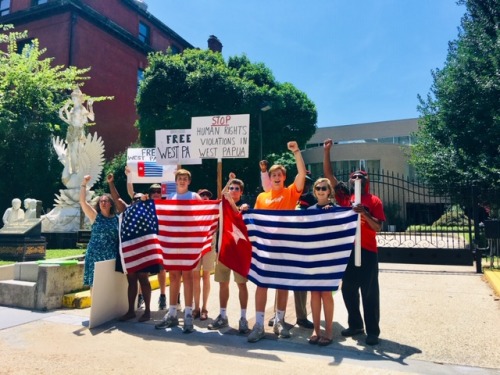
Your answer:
[62,270,213,309]
[484,268,500,297]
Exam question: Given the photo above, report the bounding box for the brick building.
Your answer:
[0,0,195,159]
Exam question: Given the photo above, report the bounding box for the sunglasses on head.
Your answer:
[229,186,240,191]
[315,186,328,191]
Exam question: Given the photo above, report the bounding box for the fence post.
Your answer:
[471,184,483,274]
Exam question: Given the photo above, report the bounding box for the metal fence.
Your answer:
[333,170,499,253]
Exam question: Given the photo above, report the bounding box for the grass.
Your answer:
[0,248,85,266]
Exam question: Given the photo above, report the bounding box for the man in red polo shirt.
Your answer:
[323,139,386,346]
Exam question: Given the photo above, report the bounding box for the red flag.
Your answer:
[220,196,252,277]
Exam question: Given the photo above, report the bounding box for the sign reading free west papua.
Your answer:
[190,114,250,159]
[126,148,176,184]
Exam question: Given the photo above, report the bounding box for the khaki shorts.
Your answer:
[214,260,247,284]
[194,239,216,272]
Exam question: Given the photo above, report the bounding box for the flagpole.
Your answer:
[217,158,222,198]
[354,178,362,267]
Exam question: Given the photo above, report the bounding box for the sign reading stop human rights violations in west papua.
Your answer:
[190,114,250,159]
[155,129,202,165]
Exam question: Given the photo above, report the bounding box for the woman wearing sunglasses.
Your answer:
[307,178,335,346]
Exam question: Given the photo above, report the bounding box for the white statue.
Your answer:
[59,87,94,174]
[24,198,38,220]
[41,87,105,232]
[2,198,25,227]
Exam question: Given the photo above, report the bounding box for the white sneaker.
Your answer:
[238,317,249,333]
[273,318,290,338]
[183,314,194,334]
[247,322,265,342]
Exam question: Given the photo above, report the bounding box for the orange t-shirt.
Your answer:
[254,182,302,210]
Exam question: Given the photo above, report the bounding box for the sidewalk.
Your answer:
[0,263,499,374]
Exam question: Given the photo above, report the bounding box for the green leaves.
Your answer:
[410,0,500,190]
[0,25,91,212]
[134,48,317,196]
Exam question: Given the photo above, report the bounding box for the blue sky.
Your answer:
[145,0,465,128]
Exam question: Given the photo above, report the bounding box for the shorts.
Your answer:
[214,260,247,284]
[194,238,216,272]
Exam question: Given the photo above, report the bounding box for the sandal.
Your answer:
[200,309,208,321]
[318,336,333,346]
[192,308,201,319]
[138,312,150,322]
[308,335,320,345]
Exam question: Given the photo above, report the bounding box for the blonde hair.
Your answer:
[312,178,333,200]
[268,164,286,176]
[175,168,191,181]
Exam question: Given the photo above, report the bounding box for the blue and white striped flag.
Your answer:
[243,207,358,292]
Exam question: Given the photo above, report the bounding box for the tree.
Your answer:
[410,0,499,194]
[0,25,90,213]
[134,49,317,197]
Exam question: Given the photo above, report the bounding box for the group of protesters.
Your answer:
[79,138,385,347]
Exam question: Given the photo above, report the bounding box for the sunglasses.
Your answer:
[150,189,161,194]
[229,187,240,191]
[133,197,141,202]
[314,186,328,192]
[351,174,366,180]
[200,193,211,198]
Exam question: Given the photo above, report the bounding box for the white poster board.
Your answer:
[89,259,128,329]
[126,148,176,183]
[155,129,202,165]
[190,114,250,159]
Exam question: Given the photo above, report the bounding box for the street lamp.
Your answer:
[258,103,272,160]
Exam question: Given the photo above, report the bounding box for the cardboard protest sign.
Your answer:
[126,148,176,183]
[155,129,202,165]
[190,114,250,159]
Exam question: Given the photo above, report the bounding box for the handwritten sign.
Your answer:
[155,129,202,165]
[126,148,176,183]
[126,148,157,162]
[190,114,250,159]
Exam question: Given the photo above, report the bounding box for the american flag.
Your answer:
[138,161,163,177]
[155,199,220,271]
[119,200,164,273]
[241,207,358,291]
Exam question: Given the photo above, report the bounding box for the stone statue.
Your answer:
[24,198,38,220]
[41,87,105,232]
[2,198,25,227]
[59,87,94,174]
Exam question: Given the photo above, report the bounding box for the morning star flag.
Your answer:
[138,161,162,177]
[155,199,220,270]
[119,200,164,274]
[242,207,358,291]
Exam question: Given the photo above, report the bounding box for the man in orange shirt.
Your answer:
[247,141,307,343]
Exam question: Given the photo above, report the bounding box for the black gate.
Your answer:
[334,170,498,266]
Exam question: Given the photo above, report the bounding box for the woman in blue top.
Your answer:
[79,175,119,292]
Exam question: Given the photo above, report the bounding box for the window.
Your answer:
[17,38,35,55]
[307,159,380,180]
[137,69,144,92]
[1,0,10,16]
[169,45,180,55]
[138,21,150,44]
[32,0,48,5]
